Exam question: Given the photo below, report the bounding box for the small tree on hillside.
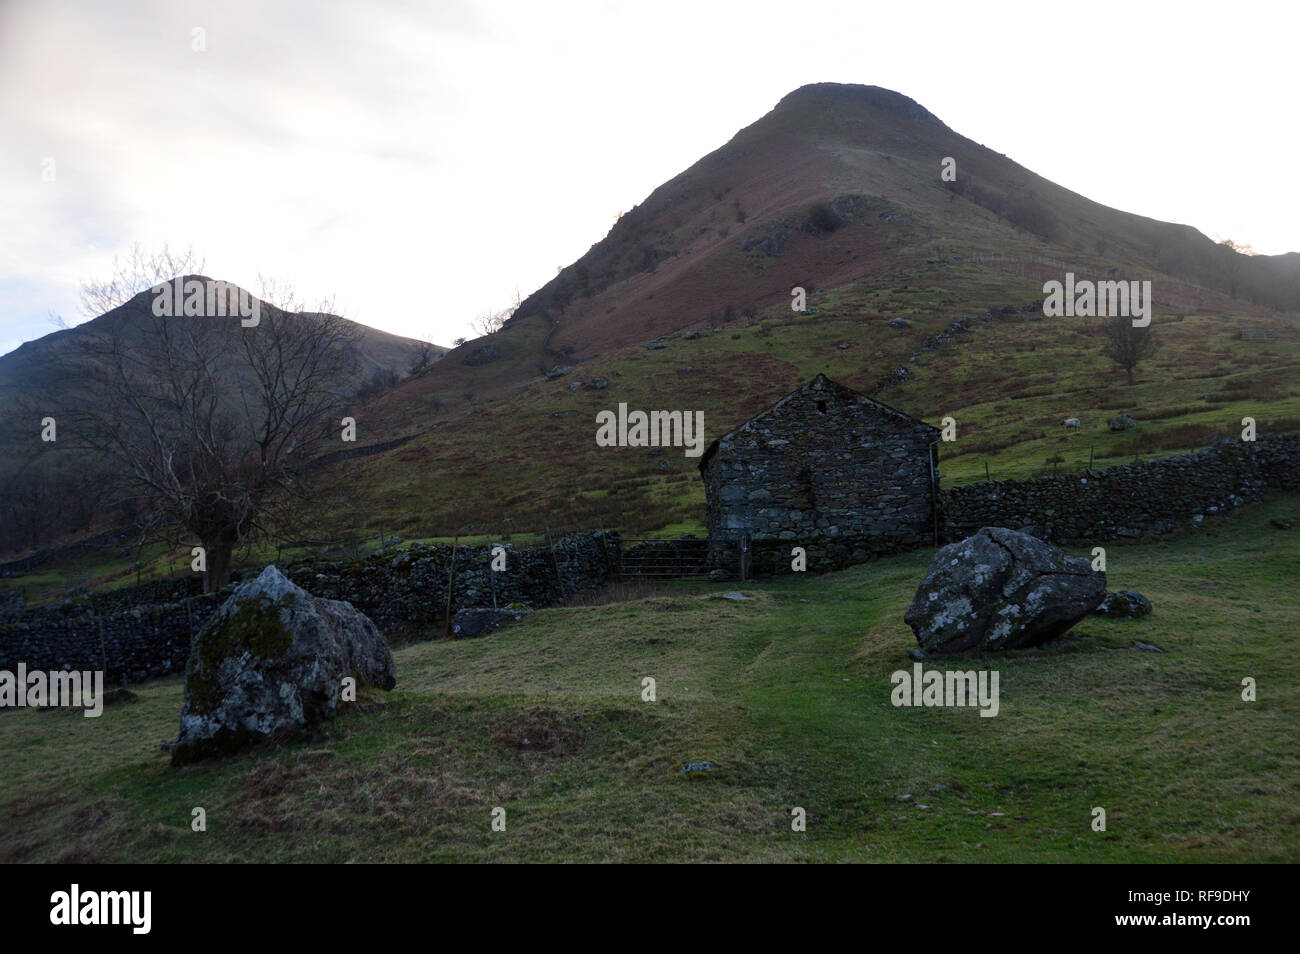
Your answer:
[1099,315,1159,386]
[470,288,522,337]
[1215,237,1256,300]
[408,335,439,376]
[470,307,507,337]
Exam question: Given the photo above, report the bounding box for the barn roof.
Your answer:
[697,373,939,471]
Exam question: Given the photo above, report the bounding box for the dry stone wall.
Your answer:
[940,434,1300,542]
[0,532,617,686]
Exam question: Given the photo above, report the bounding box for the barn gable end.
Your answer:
[698,374,940,556]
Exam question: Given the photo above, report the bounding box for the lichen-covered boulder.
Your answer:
[904,527,1105,653]
[170,565,396,764]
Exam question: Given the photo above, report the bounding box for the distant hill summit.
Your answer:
[0,277,442,411]
[0,278,445,554]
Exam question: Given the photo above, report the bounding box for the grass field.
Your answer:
[3,497,1297,863]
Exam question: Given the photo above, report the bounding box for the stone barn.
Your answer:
[698,374,940,560]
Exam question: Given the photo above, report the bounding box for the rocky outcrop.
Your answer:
[463,344,500,366]
[913,301,1044,358]
[170,566,395,764]
[904,527,1106,653]
[1094,590,1152,619]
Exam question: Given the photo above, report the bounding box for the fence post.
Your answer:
[545,527,564,596]
[98,615,108,683]
[445,536,458,627]
[739,534,751,582]
[597,524,613,581]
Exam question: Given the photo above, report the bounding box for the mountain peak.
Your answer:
[774,83,949,129]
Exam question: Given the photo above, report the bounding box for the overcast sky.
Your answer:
[1,0,1295,357]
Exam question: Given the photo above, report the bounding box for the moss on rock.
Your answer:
[187,597,294,714]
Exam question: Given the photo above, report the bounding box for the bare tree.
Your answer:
[0,466,55,551]
[469,287,522,338]
[47,276,358,591]
[1215,237,1256,301]
[470,305,511,337]
[408,335,439,376]
[1216,237,1256,256]
[1099,315,1159,386]
[0,460,110,552]
[79,243,205,318]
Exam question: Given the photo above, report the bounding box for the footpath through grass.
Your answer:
[1,498,1297,862]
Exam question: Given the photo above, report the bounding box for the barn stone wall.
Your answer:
[700,376,939,553]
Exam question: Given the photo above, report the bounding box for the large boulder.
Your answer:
[170,565,396,764]
[904,527,1106,653]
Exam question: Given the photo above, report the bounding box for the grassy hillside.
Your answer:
[280,289,1300,540]
[7,286,1295,604]
[3,497,1296,862]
